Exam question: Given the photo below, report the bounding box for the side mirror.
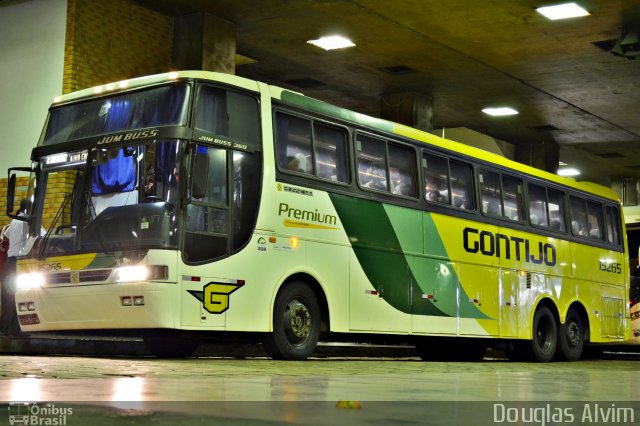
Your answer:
[6,166,32,221]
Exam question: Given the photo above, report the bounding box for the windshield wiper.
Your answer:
[38,193,72,260]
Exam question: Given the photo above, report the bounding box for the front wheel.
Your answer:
[263,282,321,360]
[556,309,584,361]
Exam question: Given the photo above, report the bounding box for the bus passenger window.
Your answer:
[423,153,449,204]
[314,122,348,182]
[570,196,588,237]
[528,184,548,227]
[275,113,313,175]
[502,175,523,221]
[479,169,502,217]
[357,134,388,191]
[388,143,417,197]
[606,206,621,245]
[547,188,565,232]
[450,160,474,210]
[586,200,604,240]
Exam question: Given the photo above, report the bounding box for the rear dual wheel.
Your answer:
[556,309,584,361]
[507,306,584,362]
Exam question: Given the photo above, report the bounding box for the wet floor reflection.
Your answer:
[2,356,640,425]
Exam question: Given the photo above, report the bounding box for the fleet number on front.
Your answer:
[599,261,621,274]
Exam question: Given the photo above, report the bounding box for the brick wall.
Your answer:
[0,176,30,228]
[64,0,174,94]
[1,0,174,228]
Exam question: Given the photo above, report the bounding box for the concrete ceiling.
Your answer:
[133,0,640,186]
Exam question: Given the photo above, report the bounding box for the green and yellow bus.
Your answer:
[7,71,629,361]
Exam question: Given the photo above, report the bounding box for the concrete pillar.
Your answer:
[380,92,433,132]
[515,141,559,174]
[174,13,236,74]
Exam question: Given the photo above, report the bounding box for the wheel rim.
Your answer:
[283,298,311,345]
[565,320,580,349]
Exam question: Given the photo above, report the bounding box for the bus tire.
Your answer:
[556,308,584,361]
[263,281,320,361]
[526,305,558,362]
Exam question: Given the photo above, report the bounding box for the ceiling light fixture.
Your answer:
[536,3,590,20]
[557,168,581,177]
[307,35,356,51]
[481,107,519,117]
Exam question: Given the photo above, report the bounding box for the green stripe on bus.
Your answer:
[329,193,488,319]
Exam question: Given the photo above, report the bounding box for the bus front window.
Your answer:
[31,140,183,258]
[78,140,182,253]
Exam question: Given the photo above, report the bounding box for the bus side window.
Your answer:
[314,122,348,182]
[275,112,313,175]
[423,152,449,204]
[450,160,474,210]
[569,196,588,237]
[606,205,621,245]
[547,187,565,232]
[479,169,502,217]
[528,183,548,227]
[388,143,417,197]
[586,200,604,240]
[357,134,388,191]
[502,174,523,221]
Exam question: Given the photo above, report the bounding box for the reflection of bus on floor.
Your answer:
[7,71,629,362]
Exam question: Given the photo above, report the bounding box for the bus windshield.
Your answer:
[42,83,189,146]
[28,140,183,258]
[21,79,262,260]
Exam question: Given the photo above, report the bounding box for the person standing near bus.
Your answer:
[0,199,28,335]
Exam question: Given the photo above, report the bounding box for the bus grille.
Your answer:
[46,269,112,285]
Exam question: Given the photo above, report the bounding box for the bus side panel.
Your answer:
[178,232,304,332]
[571,242,626,342]
[428,213,499,336]
[348,250,411,332]
[306,241,350,333]
[499,269,520,337]
[408,256,460,335]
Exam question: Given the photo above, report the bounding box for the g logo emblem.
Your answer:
[188,281,244,314]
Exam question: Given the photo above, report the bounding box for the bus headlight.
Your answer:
[113,265,168,282]
[113,266,149,282]
[16,273,45,290]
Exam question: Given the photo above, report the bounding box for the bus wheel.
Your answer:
[556,308,584,361]
[526,305,558,362]
[143,333,199,358]
[263,282,320,360]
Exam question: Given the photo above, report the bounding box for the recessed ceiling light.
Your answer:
[481,107,519,116]
[307,35,356,51]
[558,168,581,177]
[536,3,590,20]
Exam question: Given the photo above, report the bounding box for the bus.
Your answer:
[6,71,629,361]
